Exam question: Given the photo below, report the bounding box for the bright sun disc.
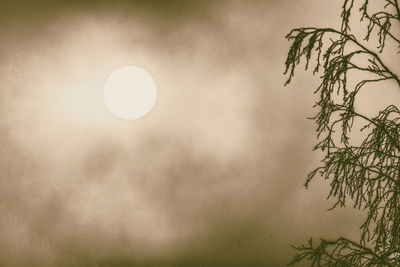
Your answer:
[103,65,157,120]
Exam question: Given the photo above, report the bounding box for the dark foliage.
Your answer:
[284,0,400,265]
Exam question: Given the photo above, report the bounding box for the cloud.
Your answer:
[0,0,375,266]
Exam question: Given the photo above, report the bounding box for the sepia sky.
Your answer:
[1,0,399,266]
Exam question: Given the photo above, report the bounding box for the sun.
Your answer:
[103,65,157,120]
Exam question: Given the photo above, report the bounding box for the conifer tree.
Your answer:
[284,0,400,265]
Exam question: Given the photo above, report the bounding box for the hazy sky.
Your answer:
[1,0,398,266]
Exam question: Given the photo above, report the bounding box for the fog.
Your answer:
[0,0,397,266]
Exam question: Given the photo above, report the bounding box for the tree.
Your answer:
[284,0,400,266]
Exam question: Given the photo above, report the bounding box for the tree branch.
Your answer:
[285,2,400,264]
[318,27,400,87]
[394,0,400,20]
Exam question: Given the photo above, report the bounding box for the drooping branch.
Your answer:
[360,0,400,51]
[393,0,400,20]
[285,27,400,87]
[289,237,396,266]
[285,0,400,265]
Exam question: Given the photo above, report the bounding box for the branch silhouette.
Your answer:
[284,0,400,265]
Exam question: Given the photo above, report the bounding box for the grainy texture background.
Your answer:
[0,0,397,266]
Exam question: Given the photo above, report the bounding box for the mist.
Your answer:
[0,0,390,266]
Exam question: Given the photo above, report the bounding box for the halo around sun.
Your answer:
[103,65,157,120]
